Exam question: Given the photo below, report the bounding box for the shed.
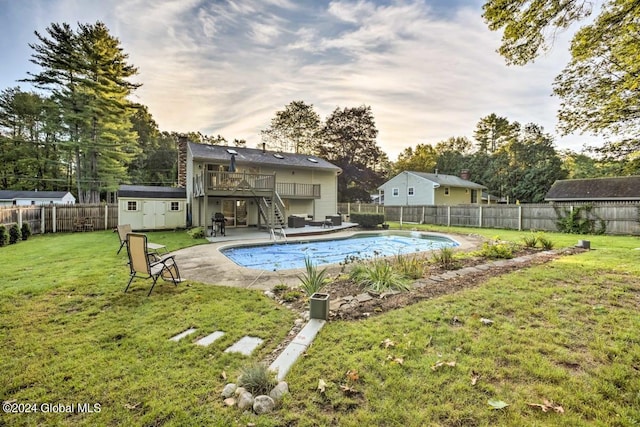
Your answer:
[117,185,187,230]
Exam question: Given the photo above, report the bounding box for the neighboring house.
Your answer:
[0,190,76,206]
[545,176,640,203]
[117,185,187,230]
[377,171,486,206]
[179,137,342,232]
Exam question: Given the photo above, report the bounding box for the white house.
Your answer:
[117,185,187,230]
[0,190,76,206]
[179,137,342,232]
[378,171,486,206]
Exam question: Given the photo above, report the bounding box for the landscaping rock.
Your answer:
[223,397,236,407]
[235,386,247,396]
[221,383,237,398]
[237,391,254,410]
[269,381,289,402]
[253,395,276,414]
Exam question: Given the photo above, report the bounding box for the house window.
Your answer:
[170,201,180,211]
[471,189,478,203]
[444,187,450,196]
[127,201,138,211]
[392,188,399,197]
[408,187,415,196]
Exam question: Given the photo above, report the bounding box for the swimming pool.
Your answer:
[220,232,460,271]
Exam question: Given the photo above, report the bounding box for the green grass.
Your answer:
[2,226,640,426]
[0,231,295,426]
[279,225,640,426]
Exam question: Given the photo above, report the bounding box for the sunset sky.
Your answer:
[0,0,597,160]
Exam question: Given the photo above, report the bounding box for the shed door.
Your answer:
[143,201,166,229]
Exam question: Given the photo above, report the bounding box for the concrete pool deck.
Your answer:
[172,226,480,290]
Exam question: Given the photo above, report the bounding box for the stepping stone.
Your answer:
[269,319,326,381]
[169,327,197,342]
[195,331,225,346]
[224,336,264,356]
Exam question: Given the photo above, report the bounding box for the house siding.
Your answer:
[434,187,471,205]
[380,172,435,206]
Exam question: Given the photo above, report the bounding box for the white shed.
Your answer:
[117,185,187,230]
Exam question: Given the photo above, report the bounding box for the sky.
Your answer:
[0,0,598,161]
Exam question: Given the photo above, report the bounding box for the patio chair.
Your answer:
[117,224,167,255]
[124,233,183,296]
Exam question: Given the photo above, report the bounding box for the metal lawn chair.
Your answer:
[124,233,183,296]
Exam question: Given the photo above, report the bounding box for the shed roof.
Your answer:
[188,142,341,173]
[0,190,73,201]
[545,176,640,201]
[118,185,186,199]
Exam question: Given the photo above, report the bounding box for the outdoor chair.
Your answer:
[124,233,183,296]
[116,224,167,255]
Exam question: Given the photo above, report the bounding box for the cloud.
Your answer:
[0,0,590,161]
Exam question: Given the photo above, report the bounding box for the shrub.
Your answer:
[0,225,7,247]
[432,247,460,270]
[282,290,303,302]
[9,224,20,244]
[238,362,278,395]
[522,233,539,248]
[554,204,606,234]
[350,213,385,228]
[477,239,515,259]
[21,223,32,241]
[297,257,329,296]
[349,259,410,293]
[537,235,555,250]
[186,227,205,239]
[394,253,426,279]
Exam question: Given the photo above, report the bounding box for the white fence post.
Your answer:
[52,206,56,233]
[400,206,403,228]
[18,208,22,229]
[104,205,109,230]
[447,206,451,227]
[41,206,45,233]
[518,205,522,231]
[479,205,483,228]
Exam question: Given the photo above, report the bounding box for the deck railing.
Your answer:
[276,182,321,198]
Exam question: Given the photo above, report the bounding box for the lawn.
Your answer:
[1,227,639,426]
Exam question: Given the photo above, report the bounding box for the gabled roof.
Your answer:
[409,172,486,189]
[188,142,341,173]
[545,176,640,201]
[0,190,73,201]
[118,185,186,199]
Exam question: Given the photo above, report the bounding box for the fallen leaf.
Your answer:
[346,369,359,382]
[124,402,141,410]
[480,318,494,325]
[381,338,396,349]
[488,399,509,410]
[471,371,480,385]
[317,379,327,393]
[528,399,564,414]
[340,384,359,395]
[431,360,456,371]
[386,355,404,365]
[220,371,227,380]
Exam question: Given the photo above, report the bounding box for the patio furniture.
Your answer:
[325,215,342,226]
[212,212,226,237]
[287,215,306,228]
[116,224,167,255]
[124,233,183,296]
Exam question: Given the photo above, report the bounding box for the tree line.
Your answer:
[1,7,639,204]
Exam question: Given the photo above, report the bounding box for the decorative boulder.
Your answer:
[237,391,254,411]
[269,381,289,402]
[221,383,237,398]
[253,395,276,414]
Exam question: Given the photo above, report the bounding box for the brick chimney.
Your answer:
[177,135,188,188]
[460,169,470,181]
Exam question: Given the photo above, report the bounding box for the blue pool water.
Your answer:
[221,232,459,270]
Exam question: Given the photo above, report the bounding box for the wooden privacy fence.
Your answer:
[0,204,119,234]
[338,202,640,235]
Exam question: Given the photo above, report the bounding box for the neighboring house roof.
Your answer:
[188,142,342,173]
[378,171,486,190]
[0,190,73,201]
[118,185,186,199]
[545,176,640,201]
